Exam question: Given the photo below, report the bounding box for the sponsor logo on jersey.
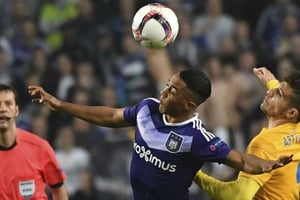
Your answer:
[165,131,183,153]
[134,142,177,172]
[19,180,35,199]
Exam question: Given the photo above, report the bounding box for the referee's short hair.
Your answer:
[0,84,19,105]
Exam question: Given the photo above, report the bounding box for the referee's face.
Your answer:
[0,91,18,132]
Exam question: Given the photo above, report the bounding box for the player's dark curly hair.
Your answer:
[284,70,300,122]
[179,69,211,106]
[0,84,19,105]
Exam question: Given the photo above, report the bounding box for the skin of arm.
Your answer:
[253,67,279,89]
[194,170,260,200]
[51,185,69,200]
[28,86,131,128]
[144,48,174,90]
[223,149,292,174]
[53,101,129,128]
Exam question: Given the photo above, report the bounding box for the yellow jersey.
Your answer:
[239,123,300,200]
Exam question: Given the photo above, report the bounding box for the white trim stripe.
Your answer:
[137,105,193,152]
[197,120,216,142]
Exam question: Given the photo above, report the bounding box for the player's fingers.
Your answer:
[28,86,37,94]
[28,85,39,92]
[253,68,264,75]
[28,88,43,96]
[31,98,41,103]
[266,160,286,172]
[253,68,261,75]
[39,97,44,103]
[28,90,35,95]
[279,154,293,164]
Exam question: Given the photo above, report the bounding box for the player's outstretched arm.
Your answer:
[253,67,279,89]
[28,85,131,128]
[194,170,259,200]
[223,149,292,174]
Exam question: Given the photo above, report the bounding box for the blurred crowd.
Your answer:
[1,0,300,199]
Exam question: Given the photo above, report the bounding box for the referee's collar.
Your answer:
[0,140,17,151]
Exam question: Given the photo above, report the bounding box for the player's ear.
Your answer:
[286,108,298,120]
[187,101,197,110]
[15,105,19,117]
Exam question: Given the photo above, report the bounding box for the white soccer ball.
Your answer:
[132,3,179,49]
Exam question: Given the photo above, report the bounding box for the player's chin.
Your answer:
[0,124,8,132]
[158,104,165,114]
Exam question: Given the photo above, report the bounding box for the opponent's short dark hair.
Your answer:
[284,70,300,121]
[179,69,211,105]
[0,84,19,105]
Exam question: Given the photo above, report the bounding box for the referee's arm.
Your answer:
[50,183,69,200]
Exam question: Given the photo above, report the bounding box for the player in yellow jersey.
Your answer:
[194,67,300,200]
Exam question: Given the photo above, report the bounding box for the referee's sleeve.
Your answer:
[49,181,64,188]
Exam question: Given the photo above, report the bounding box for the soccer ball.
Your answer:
[132,3,179,49]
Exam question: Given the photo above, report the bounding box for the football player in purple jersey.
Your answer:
[28,68,292,200]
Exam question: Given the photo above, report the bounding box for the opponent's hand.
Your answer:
[262,154,293,172]
[28,85,60,110]
[253,67,276,86]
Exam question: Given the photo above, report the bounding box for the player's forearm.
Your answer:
[145,49,173,90]
[223,150,285,174]
[56,101,129,128]
[253,67,279,89]
[29,85,130,128]
[240,153,268,174]
[239,152,283,174]
[194,170,259,200]
[224,150,260,174]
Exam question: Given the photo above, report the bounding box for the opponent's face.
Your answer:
[159,72,192,116]
[0,91,18,132]
[261,81,294,118]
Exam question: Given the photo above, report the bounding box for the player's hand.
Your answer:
[262,154,293,172]
[28,85,60,110]
[253,67,276,86]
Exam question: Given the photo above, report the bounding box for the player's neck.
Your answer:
[267,118,297,128]
[165,113,194,123]
[0,126,17,148]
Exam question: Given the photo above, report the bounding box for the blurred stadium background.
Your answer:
[1,0,300,199]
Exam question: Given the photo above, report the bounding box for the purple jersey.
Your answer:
[124,98,231,200]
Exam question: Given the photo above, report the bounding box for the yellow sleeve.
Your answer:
[194,170,260,200]
[266,79,279,89]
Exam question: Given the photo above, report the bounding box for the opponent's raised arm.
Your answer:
[253,67,279,89]
[28,85,131,128]
[223,149,292,174]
